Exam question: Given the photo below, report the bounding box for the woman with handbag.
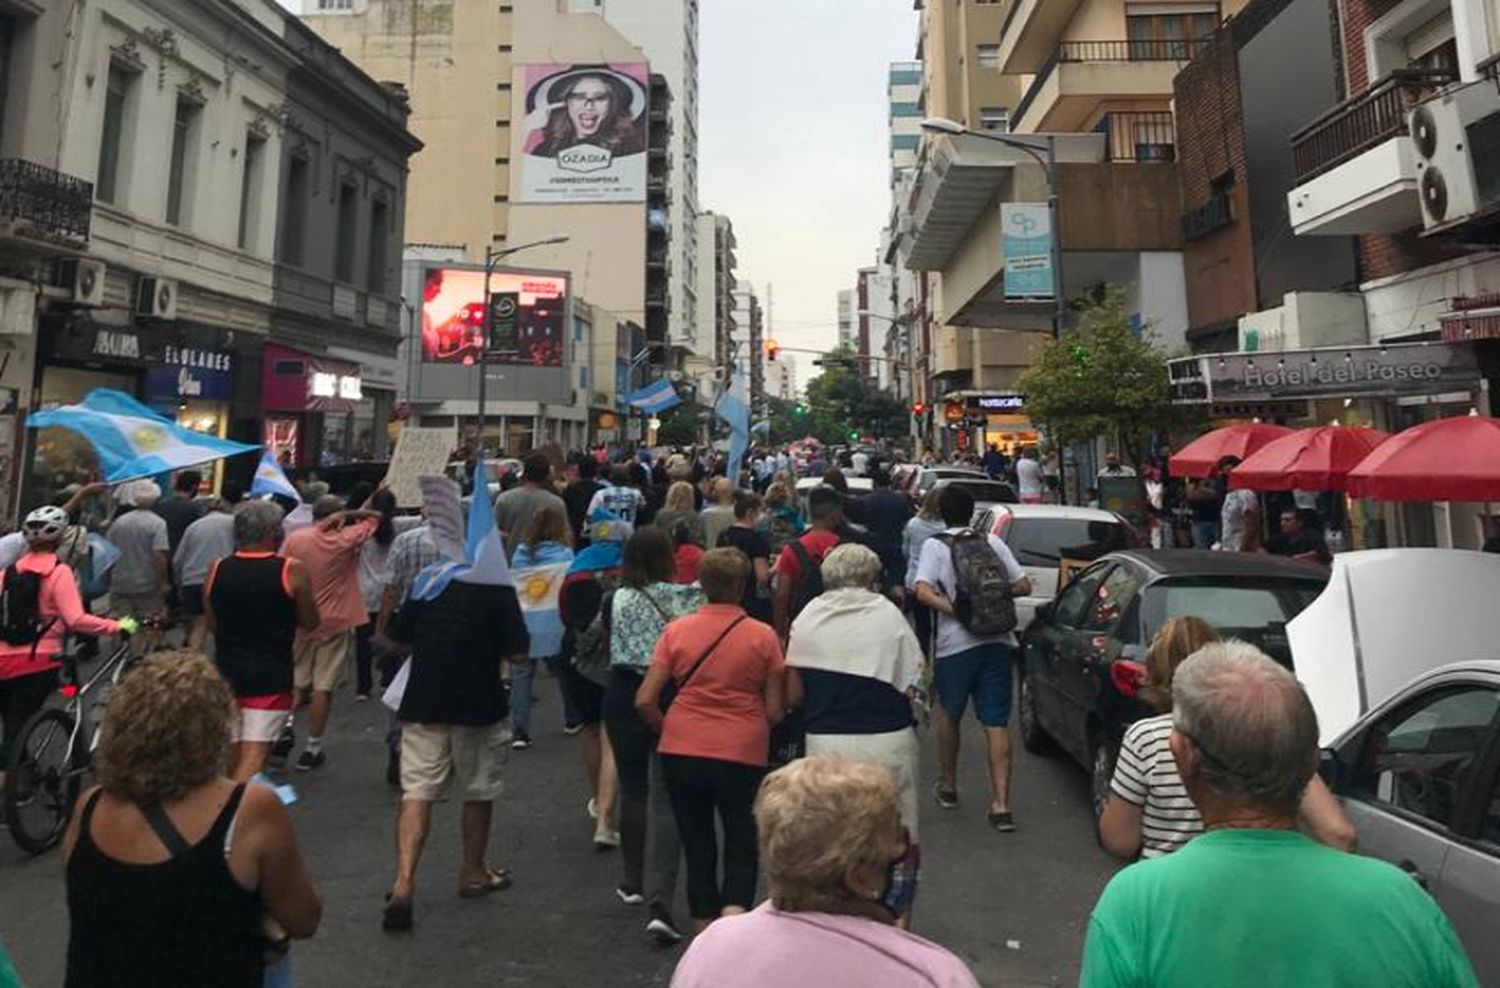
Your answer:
[604,527,703,943]
[635,548,785,935]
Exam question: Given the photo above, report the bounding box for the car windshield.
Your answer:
[940,480,1016,504]
[1004,518,1132,567]
[1143,577,1326,669]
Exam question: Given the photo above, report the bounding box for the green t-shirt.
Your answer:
[0,943,19,988]
[1081,829,1479,988]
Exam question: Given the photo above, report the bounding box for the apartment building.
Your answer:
[694,210,737,394]
[836,290,854,351]
[890,61,925,186]
[303,0,659,451]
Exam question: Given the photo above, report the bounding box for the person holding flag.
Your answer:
[508,506,577,750]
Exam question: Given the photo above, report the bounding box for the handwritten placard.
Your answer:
[384,427,455,508]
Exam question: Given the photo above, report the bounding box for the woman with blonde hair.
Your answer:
[64,651,321,986]
[1099,617,1354,858]
[654,481,703,547]
[670,758,978,988]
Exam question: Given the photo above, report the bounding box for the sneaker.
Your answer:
[646,901,684,944]
[587,797,599,820]
[988,810,1017,833]
[295,750,326,772]
[563,721,585,736]
[593,828,620,851]
[933,783,959,809]
[511,732,533,751]
[271,725,296,760]
[616,886,645,905]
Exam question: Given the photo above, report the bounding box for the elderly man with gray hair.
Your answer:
[1081,642,1479,988]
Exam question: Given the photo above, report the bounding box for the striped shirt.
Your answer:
[1109,713,1203,858]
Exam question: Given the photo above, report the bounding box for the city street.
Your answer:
[0,673,1118,987]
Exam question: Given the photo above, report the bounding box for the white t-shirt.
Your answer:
[914,528,1026,657]
[586,483,645,525]
[1015,457,1044,497]
[1220,488,1259,551]
[850,451,869,477]
[1109,713,1203,858]
[0,531,26,571]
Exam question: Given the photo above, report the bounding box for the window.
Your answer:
[1482,767,1500,846]
[890,101,922,118]
[237,134,265,250]
[1351,686,1500,829]
[367,197,389,293]
[1004,518,1131,568]
[979,106,1009,132]
[1126,4,1219,59]
[976,44,1000,70]
[334,181,358,283]
[1053,564,1112,628]
[891,134,921,151]
[316,0,354,9]
[97,67,134,205]
[1144,578,1322,667]
[165,98,199,226]
[280,155,309,265]
[1083,565,1141,632]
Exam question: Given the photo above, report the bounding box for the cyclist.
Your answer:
[0,506,135,779]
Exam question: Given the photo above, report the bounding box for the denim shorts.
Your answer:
[933,643,1014,727]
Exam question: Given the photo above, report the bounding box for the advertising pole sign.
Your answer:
[1001,202,1055,300]
[517,63,650,203]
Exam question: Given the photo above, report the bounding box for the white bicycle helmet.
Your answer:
[22,505,69,545]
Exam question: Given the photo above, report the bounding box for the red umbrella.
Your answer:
[1169,423,1295,479]
[1228,426,1391,492]
[1346,414,1500,501]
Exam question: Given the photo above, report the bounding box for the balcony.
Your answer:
[995,0,1085,74]
[1286,68,1456,236]
[1101,111,1174,163]
[1182,192,1232,241]
[1012,40,1209,134]
[0,158,93,249]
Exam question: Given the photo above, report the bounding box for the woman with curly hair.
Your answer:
[63,651,321,987]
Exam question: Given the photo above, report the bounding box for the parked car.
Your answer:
[930,476,1017,508]
[971,504,1138,628]
[1019,549,1328,813]
[914,466,989,498]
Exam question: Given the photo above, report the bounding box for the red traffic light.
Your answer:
[765,339,780,361]
[912,402,926,416]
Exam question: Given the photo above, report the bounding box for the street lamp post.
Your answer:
[476,234,569,453]
[920,117,1064,339]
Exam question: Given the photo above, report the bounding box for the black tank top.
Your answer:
[65,786,263,988]
[209,552,298,697]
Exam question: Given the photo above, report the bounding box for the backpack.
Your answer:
[760,510,798,559]
[565,572,621,688]
[787,538,830,622]
[0,563,56,646]
[936,530,1017,636]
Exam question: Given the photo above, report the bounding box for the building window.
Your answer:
[281,155,309,265]
[367,197,389,293]
[1126,5,1219,59]
[979,106,1009,132]
[976,44,1000,70]
[334,181,358,283]
[891,134,921,150]
[237,134,266,250]
[316,0,355,9]
[165,97,199,227]
[890,101,922,118]
[97,67,134,205]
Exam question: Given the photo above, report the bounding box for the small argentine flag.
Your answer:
[250,449,301,502]
[27,389,259,484]
[625,379,682,414]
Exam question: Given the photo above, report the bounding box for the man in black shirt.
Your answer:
[858,469,914,594]
[562,456,604,546]
[154,470,207,553]
[1267,509,1331,565]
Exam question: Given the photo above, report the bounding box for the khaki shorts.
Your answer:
[294,633,352,692]
[400,721,510,803]
[111,592,166,621]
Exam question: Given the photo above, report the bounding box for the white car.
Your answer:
[971,503,1137,628]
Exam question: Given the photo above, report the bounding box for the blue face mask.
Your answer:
[879,830,920,919]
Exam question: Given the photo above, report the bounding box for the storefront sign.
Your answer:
[1178,343,1479,404]
[973,394,1026,412]
[92,331,141,360]
[145,346,235,402]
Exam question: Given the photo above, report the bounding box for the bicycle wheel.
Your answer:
[4,707,83,855]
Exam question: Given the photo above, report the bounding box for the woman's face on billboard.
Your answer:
[565,77,613,137]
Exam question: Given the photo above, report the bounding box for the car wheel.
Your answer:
[1090,731,1115,821]
[1017,673,1051,754]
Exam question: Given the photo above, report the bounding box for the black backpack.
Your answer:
[936,530,1017,636]
[787,539,831,621]
[0,564,56,646]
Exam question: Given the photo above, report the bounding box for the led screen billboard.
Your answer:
[420,267,568,367]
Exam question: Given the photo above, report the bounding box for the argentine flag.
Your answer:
[28,389,259,484]
[511,541,572,658]
[715,359,751,486]
[625,379,682,414]
[411,458,512,601]
[250,448,301,502]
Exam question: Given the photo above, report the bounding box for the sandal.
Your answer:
[382,892,413,931]
[458,867,514,897]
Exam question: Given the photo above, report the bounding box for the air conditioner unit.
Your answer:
[135,277,179,320]
[1410,79,1500,234]
[58,259,106,307]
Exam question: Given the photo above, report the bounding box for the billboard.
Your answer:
[517,63,649,203]
[420,267,568,366]
[1001,202,1055,299]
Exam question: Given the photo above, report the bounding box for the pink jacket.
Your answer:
[0,552,121,681]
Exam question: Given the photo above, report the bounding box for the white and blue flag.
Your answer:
[511,541,572,658]
[715,360,751,486]
[27,389,258,484]
[250,448,301,502]
[411,460,512,601]
[625,379,682,414]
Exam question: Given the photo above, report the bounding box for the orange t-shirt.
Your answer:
[653,603,785,767]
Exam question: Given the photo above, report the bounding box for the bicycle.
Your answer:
[3,628,153,855]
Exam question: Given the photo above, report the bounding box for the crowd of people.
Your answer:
[0,441,1483,987]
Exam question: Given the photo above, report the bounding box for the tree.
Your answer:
[1016,287,1181,461]
[801,347,909,446]
[654,403,704,447]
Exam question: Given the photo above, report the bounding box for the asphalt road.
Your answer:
[0,671,1119,986]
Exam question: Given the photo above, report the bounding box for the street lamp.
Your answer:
[476,234,571,452]
[920,117,1064,338]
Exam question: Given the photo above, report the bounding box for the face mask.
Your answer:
[878,831,920,919]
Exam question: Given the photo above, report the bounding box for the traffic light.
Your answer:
[766,339,780,361]
[911,401,926,417]
[849,430,861,442]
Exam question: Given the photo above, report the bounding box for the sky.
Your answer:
[698,0,916,356]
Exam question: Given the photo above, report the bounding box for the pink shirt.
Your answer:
[671,902,980,988]
[281,518,376,642]
[0,552,120,680]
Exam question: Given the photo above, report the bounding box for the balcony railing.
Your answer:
[1291,68,1457,183]
[1102,111,1175,163]
[1014,40,1209,126]
[1182,192,1232,241]
[0,158,93,247]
